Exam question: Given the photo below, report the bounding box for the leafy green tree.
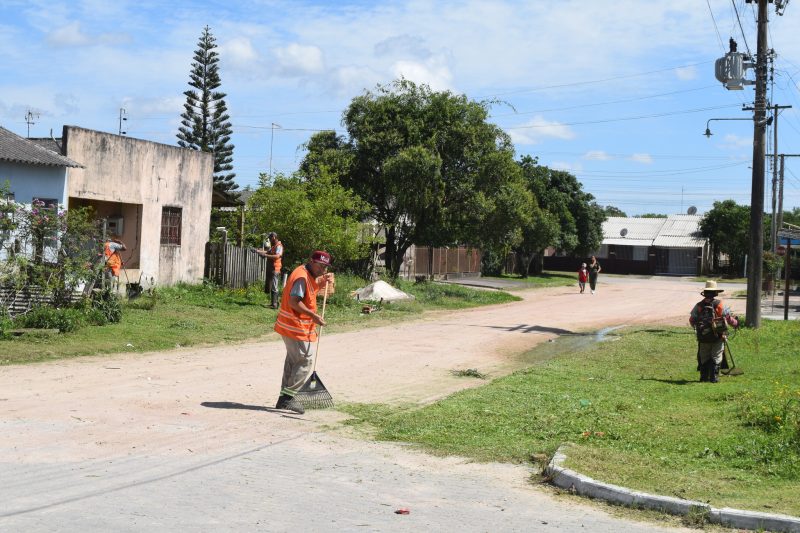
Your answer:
[177,26,238,197]
[245,172,369,269]
[602,205,627,217]
[637,213,668,218]
[517,156,605,273]
[699,200,750,274]
[300,79,529,278]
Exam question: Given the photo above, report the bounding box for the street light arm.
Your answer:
[704,117,760,137]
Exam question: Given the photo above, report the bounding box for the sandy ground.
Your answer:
[0,277,739,532]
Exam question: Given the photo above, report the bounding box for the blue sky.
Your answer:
[2,0,799,216]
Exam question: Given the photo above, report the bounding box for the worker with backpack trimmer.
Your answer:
[689,280,739,383]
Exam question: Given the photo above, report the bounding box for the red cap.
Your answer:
[310,250,331,266]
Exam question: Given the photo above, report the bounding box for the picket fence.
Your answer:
[204,242,270,289]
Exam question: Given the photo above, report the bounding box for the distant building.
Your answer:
[544,215,711,276]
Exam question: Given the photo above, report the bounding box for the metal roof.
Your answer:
[603,216,666,241]
[602,215,706,249]
[0,126,82,168]
[652,215,706,248]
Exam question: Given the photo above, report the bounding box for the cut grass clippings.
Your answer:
[340,320,800,517]
[0,274,520,365]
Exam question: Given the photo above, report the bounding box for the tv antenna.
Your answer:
[620,228,628,237]
[687,206,697,215]
[25,109,39,138]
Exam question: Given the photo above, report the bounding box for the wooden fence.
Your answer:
[1,286,82,317]
[410,246,481,279]
[204,242,270,289]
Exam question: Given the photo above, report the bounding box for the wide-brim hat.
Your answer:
[700,280,724,295]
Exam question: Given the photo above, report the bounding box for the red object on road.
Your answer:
[394,508,410,515]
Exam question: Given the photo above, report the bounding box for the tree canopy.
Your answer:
[245,172,369,269]
[300,79,529,277]
[177,26,238,197]
[699,200,750,274]
[602,205,627,218]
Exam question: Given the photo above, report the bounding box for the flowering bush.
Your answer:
[1,181,103,311]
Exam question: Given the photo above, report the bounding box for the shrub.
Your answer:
[91,288,122,324]
[17,306,85,333]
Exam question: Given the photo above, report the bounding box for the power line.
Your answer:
[731,0,753,55]
[474,60,715,99]
[707,0,727,52]
[503,104,741,129]
[489,85,719,118]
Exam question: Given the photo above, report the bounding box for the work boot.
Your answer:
[710,364,720,383]
[275,394,304,414]
[270,291,278,309]
[699,361,709,382]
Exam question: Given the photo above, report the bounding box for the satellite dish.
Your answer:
[620,228,628,237]
[687,206,697,215]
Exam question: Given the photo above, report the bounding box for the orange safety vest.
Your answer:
[104,241,122,276]
[269,240,283,272]
[274,264,319,341]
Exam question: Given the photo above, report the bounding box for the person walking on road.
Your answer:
[689,280,739,383]
[578,263,588,293]
[256,232,283,309]
[273,250,334,414]
[588,255,601,294]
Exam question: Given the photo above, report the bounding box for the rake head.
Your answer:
[295,371,334,409]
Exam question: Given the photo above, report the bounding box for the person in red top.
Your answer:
[256,232,283,309]
[689,280,739,383]
[273,250,334,414]
[577,262,588,293]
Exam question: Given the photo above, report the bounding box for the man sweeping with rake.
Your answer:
[273,250,334,414]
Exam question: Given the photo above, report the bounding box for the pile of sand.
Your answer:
[352,280,415,302]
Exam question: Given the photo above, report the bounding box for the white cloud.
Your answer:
[221,37,259,71]
[121,96,183,116]
[629,153,653,164]
[46,21,129,47]
[583,150,612,161]
[719,133,753,150]
[551,161,583,173]
[391,56,453,91]
[507,115,576,145]
[274,43,325,76]
[674,65,697,80]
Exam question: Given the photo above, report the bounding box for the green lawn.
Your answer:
[340,320,800,516]
[0,275,520,365]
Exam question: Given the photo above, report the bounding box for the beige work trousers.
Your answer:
[280,336,315,396]
[697,340,724,365]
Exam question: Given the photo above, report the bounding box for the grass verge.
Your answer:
[0,274,519,365]
[339,320,800,516]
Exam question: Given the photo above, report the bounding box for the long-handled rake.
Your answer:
[720,339,744,376]
[296,281,334,409]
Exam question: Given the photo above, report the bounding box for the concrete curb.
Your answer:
[545,444,800,532]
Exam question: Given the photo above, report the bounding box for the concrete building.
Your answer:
[1,125,213,287]
[62,126,213,286]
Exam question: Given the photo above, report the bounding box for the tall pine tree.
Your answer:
[177,26,238,197]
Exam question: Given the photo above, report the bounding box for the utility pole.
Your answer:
[769,104,792,252]
[744,0,770,329]
[768,153,800,231]
[269,122,281,180]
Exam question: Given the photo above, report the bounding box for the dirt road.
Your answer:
[0,277,734,531]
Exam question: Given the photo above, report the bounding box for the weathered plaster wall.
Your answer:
[63,126,213,286]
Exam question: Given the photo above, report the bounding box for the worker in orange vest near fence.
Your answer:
[103,234,127,290]
[256,232,283,309]
[273,250,334,414]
